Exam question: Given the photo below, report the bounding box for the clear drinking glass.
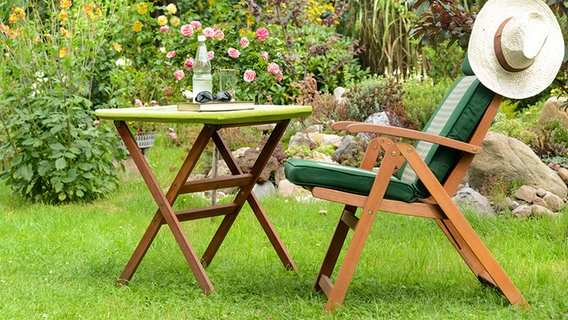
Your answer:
[218,68,237,101]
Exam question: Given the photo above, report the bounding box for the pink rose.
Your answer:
[190,20,202,30]
[243,69,256,83]
[184,58,195,71]
[168,128,178,139]
[276,72,283,82]
[93,119,100,127]
[180,24,194,37]
[160,25,170,32]
[135,99,144,107]
[267,62,281,75]
[202,27,215,39]
[261,51,269,62]
[227,47,240,59]
[166,51,176,59]
[207,51,214,60]
[255,27,269,40]
[150,100,158,106]
[240,37,249,48]
[174,70,185,81]
[214,28,224,40]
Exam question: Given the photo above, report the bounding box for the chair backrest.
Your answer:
[397,58,496,198]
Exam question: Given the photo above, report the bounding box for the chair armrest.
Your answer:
[331,121,358,131]
[345,123,482,154]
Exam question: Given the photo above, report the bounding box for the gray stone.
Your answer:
[468,132,567,198]
[452,187,496,217]
[253,181,277,198]
[334,87,346,101]
[543,192,565,212]
[288,132,314,149]
[335,135,359,158]
[365,112,390,126]
[514,185,537,203]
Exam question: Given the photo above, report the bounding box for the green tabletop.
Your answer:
[95,105,312,125]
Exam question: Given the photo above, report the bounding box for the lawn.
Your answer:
[1,141,567,319]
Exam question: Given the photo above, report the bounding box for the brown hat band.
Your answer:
[493,17,533,73]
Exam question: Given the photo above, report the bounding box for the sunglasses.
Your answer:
[195,90,232,103]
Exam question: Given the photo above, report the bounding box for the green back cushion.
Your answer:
[397,76,494,197]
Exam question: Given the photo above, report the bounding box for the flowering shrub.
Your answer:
[106,1,367,105]
[0,1,126,203]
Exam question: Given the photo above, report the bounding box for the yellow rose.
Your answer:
[157,15,168,26]
[132,20,143,32]
[166,3,177,15]
[137,3,148,15]
[169,16,180,27]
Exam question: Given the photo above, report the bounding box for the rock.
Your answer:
[274,166,286,186]
[512,205,532,218]
[452,187,496,217]
[238,148,280,183]
[309,151,334,162]
[365,112,390,126]
[334,86,346,101]
[253,181,277,197]
[532,197,547,208]
[335,135,359,158]
[536,188,548,198]
[288,132,314,149]
[538,96,568,128]
[558,168,568,184]
[307,133,342,147]
[543,192,565,212]
[306,124,324,133]
[468,132,567,198]
[530,205,555,218]
[277,179,311,198]
[514,185,537,203]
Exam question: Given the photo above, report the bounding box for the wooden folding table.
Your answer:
[95,104,312,294]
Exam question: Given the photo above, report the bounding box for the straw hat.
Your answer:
[468,0,564,99]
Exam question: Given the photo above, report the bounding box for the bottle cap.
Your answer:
[198,35,206,42]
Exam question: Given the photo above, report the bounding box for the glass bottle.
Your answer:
[192,35,212,102]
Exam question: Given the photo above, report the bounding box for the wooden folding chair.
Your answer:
[284,59,530,311]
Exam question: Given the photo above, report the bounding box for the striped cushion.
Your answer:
[398,76,494,197]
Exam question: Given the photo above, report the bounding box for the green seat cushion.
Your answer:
[284,159,418,203]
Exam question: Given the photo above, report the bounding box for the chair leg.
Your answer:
[324,206,380,311]
[314,205,357,292]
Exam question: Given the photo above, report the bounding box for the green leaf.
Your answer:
[15,165,33,181]
[61,169,77,183]
[58,192,67,201]
[55,158,67,170]
[50,143,66,151]
[78,162,93,171]
[38,160,52,177]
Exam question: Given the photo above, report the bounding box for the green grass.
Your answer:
[1,141,567,319]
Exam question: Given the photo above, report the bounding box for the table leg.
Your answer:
[201,121,296,271]
[115,121,215,294]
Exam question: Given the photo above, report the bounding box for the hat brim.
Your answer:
[468,0,564,99]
